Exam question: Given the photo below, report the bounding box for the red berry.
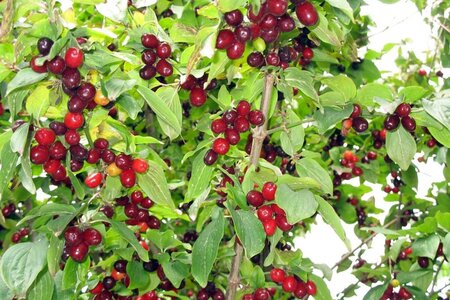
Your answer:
[141,33,159,48]
[64,226,83,246]
[367,151,377,160]
[257,205,274,221]
[64,112,84,129]
[306,280,317,296]
[398,287,412,299]
[204,149,218,165]
[216,29,235,50]
[296,1,319,26]
[84,172,102,188]
[342,118,353,130]
[352,117,369,133]
[141,49,157,65]
[224,9,244,26]
[65,129,81,145]
[82,228,102,246]
[90,282,103,294]
[427,138,436,148]
[352,166,363,176]
[47,56,66,74]
[248,110,265,126]
[253,288,270,300]
[223,110,238,124]
[139,65,156,80]
[260,14,278,29]
[190,87,207,107]
[65,48,84,68]
[212,138,230,155]
[225,128,240,145]
[270,268,286,283]
[302,47,314,60]
[246,190,264,207]
[401,116,416,132]
[266,52,280,66]
[384,114,400,131]
[262,182,277,201]
[132,158,148,173]
[69,242,89,262]
[234,116,250,132]
[30,145,50,164]
[276,214,293,231]
[44,159,61,175]
[211,119,227,134]
[156,43,172,59]
[294,281,308,298]
[282,276,298,292]
[30,56,48,73]
[267,0,288,16]
[120,169,136,188]
[156,59,173,77]
[418,69,427,76]
[263,219,277,236]
[34,128,56,146]
[236,100,251,116]
[94,138,109,150]
[351,104,362,118]
[226,41,245,59]
[115,153,133,170]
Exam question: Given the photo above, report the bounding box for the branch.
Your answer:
[430,259,445,294]
[331,218,398,271]
[226,73,275,300]
[0,0,14,42]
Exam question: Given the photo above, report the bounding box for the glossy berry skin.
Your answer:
[65,48,84,68]
[247,52,265,68]
[248,110,265,126]
[77,82,96,102]
[86,149,101,164]
[294,282,308,298]
[156,59,173,77]
[418,257,429,268]
[116,154,133,170]
[276,214,293,231]
[44,159,61,175]
[30,145,50,164]
[253,288,270,300]
[212,138,230,155]
[263,219,277,236]
[85,173,103,188]
[64,226,83,246]
[90,282,103,294]
[296,1,319,26]
[351,104,362,118]
[223,110,238,124]
[237,100,251,116]
[257,205,273,221]
[82,228,102,246]
[352,117,369,133]
[398,287,412,299]
[279,15,295,32]
[62,68,81,89]
[302,47,314,60]
[306,280,317,295]
[224,9,243,26]
[132,158,148,173]
[35,128,56,146]
[211,119,227,134]
[401,116,416,132]
[94,138,109,150]
[68,96,87,113]
[141,49,157,66]
[49,121,67,135]
[102,276,116,290]
[266,52,280,66]
[216,30,235,50]
[140,65,156,80]
[37,37,54,55]
[120,169,136,188]
[141,33,159,48]
[427,138,436,148]
[30,56,48,73]
[384,114,400,131]
[227,41,245,59]
[246,190,264,207]
[396,103,411,117]
[282,276,298,292]
[204,149,218,165]
[64,112,84,129]
[69,242,89,262]
[260,14,278,29]
[262,182,277,201]
[270,268,286,283]
[267,0,288,16]
[47,56,66,74]
[234,117,250,132]
[156,43,171,59]
[49,141,67,160]
[190,87,207,107]
[225,128,240,145]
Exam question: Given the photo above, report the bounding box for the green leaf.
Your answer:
[228,206,265,258]
[0,274,13,300]
[101,175,122,202]
[399,86,428,103]
[363,283,389,300]
[104,78,136,100]
[428,126,450,148]
[325,0,354,21]
[313,105,353,134]
[386,126,417,170]
[108,219,149,262]
[186,149,214,201]
[401,164,418,188]
[217,0,247,12]
[296,158,333,194]
[443,233,450,259]
[126,261,150,290]
[6,69,47,96]
[162,260,189,289]
[26,85,51,119]
[250,266,265,288]
[215,85,232,110]
[316,196,351,250]
[436,212,450,231]
[0,238,48,297]
[26,269,54,300]
[275,184,318,224]
[137,161,175,210]
[357,83,393,106]
[192,211,225,287]
[312,13,342,47]
[207,51,230,88]
[280,110,304,156]
[116,94,141,120]
[397,270,433,284]
[146,230,183,251]
[284,68,319,102]
[10,122,30,155]
[422,97,450,131]
[276,175,322,191]
[137,85,181,139]
[322,75,356,101]
[411,234,440,259]
[47,235,65,277]
[309,274,332,300]
[156,86,182,140]
[68,171,85,200]
[62,257,89,290]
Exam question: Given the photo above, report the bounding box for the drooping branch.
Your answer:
[226,73,275,300]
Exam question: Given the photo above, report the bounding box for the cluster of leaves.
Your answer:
[0,0,449,299]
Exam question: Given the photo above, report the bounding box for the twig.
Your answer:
[266,118,315,135]
[396,194,403,229]
[430,259,445,294]
[0,0,14,42]
[331,218,398,271]
[225,73,275,300]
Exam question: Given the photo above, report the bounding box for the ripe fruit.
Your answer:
[427,138,436,148]
[65,130,81,145]
[132,158,148,173]
[141,33,159,48]
[302,47,314,60]
[253,288,270,300]
[246,190,264,207]
[64,226,83,246]
[266,52,280,66]
[47,55,66,74]
[262,182,277,201]
[263,219,277,236]
[85,172,103,188]
[282,276,298,292]
[223,110,238,124]
[248,110,265,126]
[82,228,102,246]
[351,104,362,118]
[30,145,50,164]
[204,149,218,165]
[234,117,250,132]
[236,100,251,116]
[279,15,295,32]
[30,56,47,73]
[418,257,429,268]
[77,82,96,101]
[62,68,81,89]
[384,114,400,131]
[224,9,243,26]
[225,128,240,145]
[306,280,317,296]
[190,87,207,107]
[65,47,84,68]
[211,119,227,134]
[212,138,230,155]
[37,37,54,55]
[142,49,157,65]
[103,276,116,290]
[69,242,89,262]
[216,30,235,49]
[120,169,137,188]
[270,268,286,283]
[64,112,84,129]
[139,65,157,80]
[401,116,416,132]
[418,69,427,76]
[156,43,171,59]
[44,159,61,175]
[398,287,412,299]
[94,90,110,106]
[257,205,273,221]
[352,117,369,132]
[235,26,252,43]
[276,214,293,231]
[296,1,319,27]
[247,52,265,68]
[226,42,245,59]
[156,59,173,77]
[90,282,103,294]
[396,103,411,117]
[267,0,288,16]
[35,128,56,146]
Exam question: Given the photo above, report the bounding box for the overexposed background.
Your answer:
[295,1,447,298]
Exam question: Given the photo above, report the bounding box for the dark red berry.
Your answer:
[141,49,157,65]
[278,15,295,32]
[30,56,48,73]
[65,48,84,68]
[234,116,250,132]
[262,182,277,200]
[306,280,317,296]
[156,43,171,59]
[77,82,96,102]
[257,205,273,221]
[156,59,173,77]
[62,68,81,89]
[401,116,416,132]
[352,117,369,132]
[35,128,56,146]
[282,276,298,292]
[140,65,157,80]
[120,169,136,188]
[47,56,66,74]
[102,276,116,290]
[69,242,89,262]
[248,110,265,126]
[49,121,67,135]
[211,119,227,134]
[204,149,218,165]
[384,114,400,131]
[396,103,411,117]
[227,41,245,59]
[30,145,50,164]
[212,138,230,155]
[94,138,109,150]
[82,228,102,246]
[247,51,265,67]
[253,288,270,300]
[64,226,83,246]
[225,128,240,145]
[190,87,207,107]
[246,190,264,207]
[141,33,159,48]
[263,219,277,236]
[37,37,54,55]
[224,9,243,26]
[296,1,319,26]
[216,29,235,50]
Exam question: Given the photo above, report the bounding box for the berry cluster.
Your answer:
[291,28,316,67]
[342,104,369,134]
[140,33,173,79]
[383,170,402,194]
[371,128,387,150]
[196,281,225,300]
[114,192,160,231]
[1,203,15,218]
[242,287,274,300]
[270,268,317,298]
[245,136,288,164]
[204,100,264,165]
[384,103,416,132]
[333,150,363,187]
[346,197,367,226]
[181,74,217,107]
[11,227,30,243]
[381,281,412,300]
[64,226,102,262]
